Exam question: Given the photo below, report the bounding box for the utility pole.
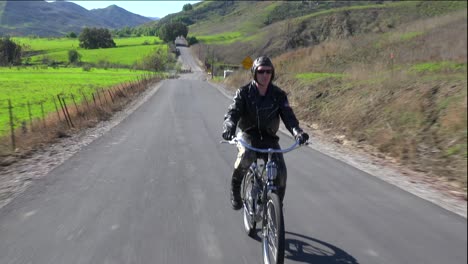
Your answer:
[211,49,215,79]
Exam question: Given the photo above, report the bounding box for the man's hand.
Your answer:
[222,121,236,141]
[295,132,309,145]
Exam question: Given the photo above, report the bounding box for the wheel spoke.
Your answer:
[242,173,256,237]
[263,193,284,264]
[268,203,278,257]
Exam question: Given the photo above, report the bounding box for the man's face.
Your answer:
[256,66,273,86]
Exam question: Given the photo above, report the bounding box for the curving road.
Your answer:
[0,46,466,264]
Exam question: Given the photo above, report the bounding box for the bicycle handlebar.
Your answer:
[221,137,303,154]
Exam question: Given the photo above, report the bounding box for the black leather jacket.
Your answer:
[224,81,303,143]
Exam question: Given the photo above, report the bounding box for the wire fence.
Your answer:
[0,73,160,155]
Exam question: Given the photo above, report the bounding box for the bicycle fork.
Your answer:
[261,161,279,233]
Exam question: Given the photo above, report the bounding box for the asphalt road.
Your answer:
[0,46,466,264]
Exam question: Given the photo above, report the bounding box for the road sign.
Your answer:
[242,56,253,70]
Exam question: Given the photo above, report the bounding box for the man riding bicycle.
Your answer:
[222,56,309,210]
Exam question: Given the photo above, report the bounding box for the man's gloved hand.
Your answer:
[222,121,236,141]
[295,132,309,145]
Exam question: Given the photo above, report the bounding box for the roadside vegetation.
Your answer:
[0,12,191,158]
[188,1,467,194]
[0,67,155,135]
[12,36,168,68]
[0,32,179,159]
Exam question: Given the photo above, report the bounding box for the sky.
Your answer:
[68,1,200,19]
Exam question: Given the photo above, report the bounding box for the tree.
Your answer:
[183,3,193,11]
[158,22,188,43]
[187,36,198,46]
[79,27,116,49]
[137,48,175,72]
[66,32,77,38]
[68,50,81,64]
[0,37,22,66]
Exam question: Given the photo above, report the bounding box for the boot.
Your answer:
[230,170,243,210]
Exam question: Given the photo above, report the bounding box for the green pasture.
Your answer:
[196,31,244,45]
[13,36,162,52]
[12,36,165,66]
[195,30,266,45]
[0,67,155,135]
[410,61,467,73]
[13,37,79,53]
[296,72,345,82]
[114,36,163,47]
[30,45,167,66]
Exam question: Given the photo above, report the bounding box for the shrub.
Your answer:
[0,37,22,66]
[158,22,188,43]
[79,27,116,49]
[187,36,199,46]
[68,50,81,64]
[137,49,176,71]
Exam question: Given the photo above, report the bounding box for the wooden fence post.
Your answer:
[80,90,90,112]
[57,94,71,128]
[102,89,109,105]
[107,90,115,103]
[96,89,103,106]
[8,99,15,151]
[92,93,97,108]
[40,101,46,128]
[27,101,34,132]
[118,85,127,97]
[71,93,79,115]
[61,95,74,128]
[52,96,62,121]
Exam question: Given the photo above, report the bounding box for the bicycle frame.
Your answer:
[236,138,299,200]
[223,137,301,219]
[222,136,303,264]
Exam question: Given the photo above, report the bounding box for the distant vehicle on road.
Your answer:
[175,36,188,47]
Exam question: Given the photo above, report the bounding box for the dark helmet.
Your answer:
[251,56,275,83]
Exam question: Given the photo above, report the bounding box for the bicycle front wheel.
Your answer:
[262,192,285,264]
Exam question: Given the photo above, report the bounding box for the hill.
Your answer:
[177,1,465,62]
[176,1,467,193]
[0,0,152,37]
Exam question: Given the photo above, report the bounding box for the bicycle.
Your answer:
[222,136,303,264]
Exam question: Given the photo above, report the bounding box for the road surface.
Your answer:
[0,46,466,264]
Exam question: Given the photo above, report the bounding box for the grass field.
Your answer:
[295,72,346,82]
[0,67,156,135]
[196,32,244,45]
[0,36,170,137]
[30,45,167,66]
[12,36,166,66]
[13,36,162,52]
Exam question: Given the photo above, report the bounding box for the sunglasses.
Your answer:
[257,69,272,74]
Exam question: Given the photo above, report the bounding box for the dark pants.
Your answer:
[231,133,287,201]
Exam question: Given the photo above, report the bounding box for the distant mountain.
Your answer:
[0,0,153,37]
[147,17,160,21]
[89,5,151,28]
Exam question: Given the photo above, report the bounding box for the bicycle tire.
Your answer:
[262,192,285,264]
[241,170,256,237]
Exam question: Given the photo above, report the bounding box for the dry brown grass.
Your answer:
[218,10,468,191]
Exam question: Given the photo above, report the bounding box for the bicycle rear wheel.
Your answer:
[262,192,285,264]
[241,171,256,237]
